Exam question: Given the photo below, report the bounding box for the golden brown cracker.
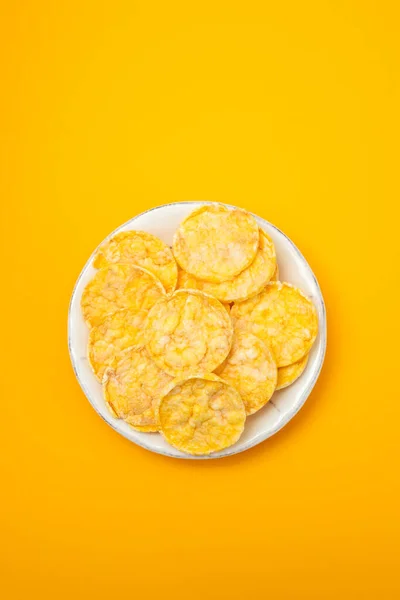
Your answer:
[215,331,277,415]
[176,229,276,302]
[158,373,246,455]
[93,230,178,294]
[146,290,233,376]
[231,282,318,367]
[88,308,147,382]
[103,347,173,432]
[173,204,259,283]
[276,353,309,390]
[81,263,165,328]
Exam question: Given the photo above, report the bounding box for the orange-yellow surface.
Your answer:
[1,1,399,599]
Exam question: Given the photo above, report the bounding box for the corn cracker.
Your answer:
[146,290,233,376]
[158,373,246,455]
[173,204,259,283]
[103,346,172,432]
[81,263,165,328]
[93,230,178,294]
[215,331,277,415]
[231,282,318,367]
[276,353,309,390]
[176,229,276,302]
[88,308,148,382]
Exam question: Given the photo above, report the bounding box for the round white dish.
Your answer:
[68,202,326,459]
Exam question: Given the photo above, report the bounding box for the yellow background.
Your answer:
[1,1,399,598]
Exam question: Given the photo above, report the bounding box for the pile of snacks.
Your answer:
[81,204,318,455]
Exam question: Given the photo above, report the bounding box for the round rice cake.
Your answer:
[231,282,318,367]
[276,353,309,390]
[81,263,165,328]
[176,229,276,302]
[215,331,277,415]
[146,290,233,376]
[93,230,178,295]
[173,204,259,283]
[88,308,148,382]
[157,373,246,455]
[103,346,173,432]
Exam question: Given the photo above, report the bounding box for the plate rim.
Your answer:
[68,201,327,460]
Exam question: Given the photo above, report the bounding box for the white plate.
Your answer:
[68,202,326,459]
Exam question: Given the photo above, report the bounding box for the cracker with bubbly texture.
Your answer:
[176,229,276,302]
[157,373,246,455]
[173,204,259,283]
[88,308,148,382]
[103,346,172,432]
[215,331,277,415]
[93,230,178,295]
[231,282,318,367]
[276,353,309,390]
[146,290,233,376]
[81,263,165,328]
